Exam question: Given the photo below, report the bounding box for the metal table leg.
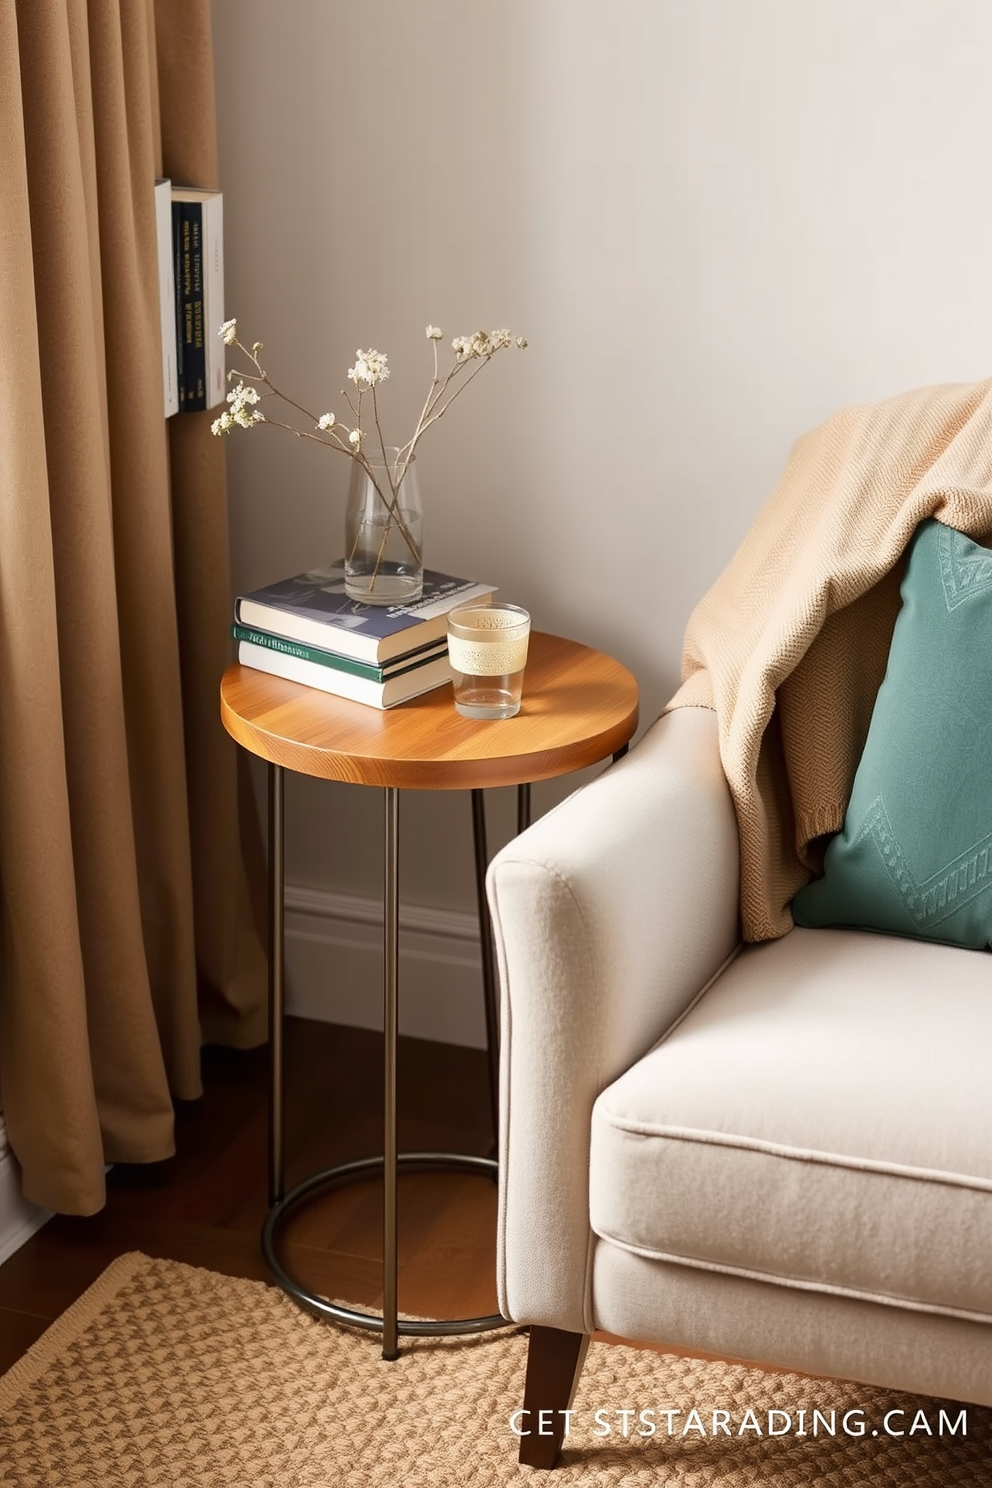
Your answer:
[262,777,504,1353]
[471,790,499,1143]
[268,763,285,1208]
[471,783,534,1147]
[517,782,532,835]
[382,787,400,1360]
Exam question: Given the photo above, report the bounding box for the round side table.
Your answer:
[220,630,638,1357]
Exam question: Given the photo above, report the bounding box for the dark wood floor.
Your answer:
[0,1018,501,1374]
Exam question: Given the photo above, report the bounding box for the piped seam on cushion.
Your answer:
[594,1119,992,1192]
[593,1235,992,1326]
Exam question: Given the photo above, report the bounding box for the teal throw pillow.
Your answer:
[793,519,992,949]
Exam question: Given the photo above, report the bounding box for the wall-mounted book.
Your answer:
[170,186,225,413]
[154,179,178,417]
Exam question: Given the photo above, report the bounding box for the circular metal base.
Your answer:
[261,1150,508,1338]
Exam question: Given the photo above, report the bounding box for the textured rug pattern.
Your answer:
[0,1253,989,1486]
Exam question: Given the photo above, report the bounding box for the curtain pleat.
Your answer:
[154,4,270,1046]
[0,0,266,1215]
[0,0,107,1215]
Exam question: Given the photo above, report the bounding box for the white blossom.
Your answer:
[214,380,264,431]
[452,330,503,361]
[211,316,527,470]
[212,400,263,434]
[347,349,389,387]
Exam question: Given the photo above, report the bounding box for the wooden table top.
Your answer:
[220,630,639,790]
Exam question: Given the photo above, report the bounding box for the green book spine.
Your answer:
[231,624,451,683]
[231,624,389,680]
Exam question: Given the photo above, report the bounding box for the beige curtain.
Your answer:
[0,0,267,1215]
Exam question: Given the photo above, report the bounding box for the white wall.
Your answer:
[211,0,992,1038]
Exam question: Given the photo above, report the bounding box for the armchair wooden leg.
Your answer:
[517,1325,591,1470]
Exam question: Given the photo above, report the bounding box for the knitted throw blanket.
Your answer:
[666,376,992,942]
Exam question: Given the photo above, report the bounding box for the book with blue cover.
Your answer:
[235,561,496,664]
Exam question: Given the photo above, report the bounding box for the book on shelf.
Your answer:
[236,638,453,709]
[172,194,200,409]
[234,561,497,665]
[154,179,178,417]
[171,186,225,411]
[230,623,448,682]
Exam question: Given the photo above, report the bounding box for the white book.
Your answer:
[238,639,454,709]
[201,192,225,408]
[154,179,178,417]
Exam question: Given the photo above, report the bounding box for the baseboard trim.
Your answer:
[284,882,487,1048]
[0,1116,51,1266]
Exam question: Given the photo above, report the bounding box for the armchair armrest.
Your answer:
[487,705,740,1331]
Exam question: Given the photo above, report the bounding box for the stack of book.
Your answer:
[154,179,225,417]
[232,561,497,709]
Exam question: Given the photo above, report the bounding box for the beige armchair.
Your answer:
[486,705,992,1470]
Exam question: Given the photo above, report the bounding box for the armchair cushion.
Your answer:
[793,520,992,948]
[589,927,992,1323]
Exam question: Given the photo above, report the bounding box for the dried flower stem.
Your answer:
[212,321,527,588]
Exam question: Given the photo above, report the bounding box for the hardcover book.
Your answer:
[154,179,178,417]
[172,187,224,411]
[235,562,497,665]
[230,623,448,682]
[173,198,201,409]
[237,639,453,709]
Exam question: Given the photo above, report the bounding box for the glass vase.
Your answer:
[344,448,424,605]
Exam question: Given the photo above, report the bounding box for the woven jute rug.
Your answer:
[1,1253,989,1486]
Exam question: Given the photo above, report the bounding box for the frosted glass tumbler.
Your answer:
[446,604,531,719]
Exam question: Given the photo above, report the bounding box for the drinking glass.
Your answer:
[446,604,531,719]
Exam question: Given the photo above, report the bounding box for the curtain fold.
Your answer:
[155,2,270,1050]
[0,0,266,1215]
